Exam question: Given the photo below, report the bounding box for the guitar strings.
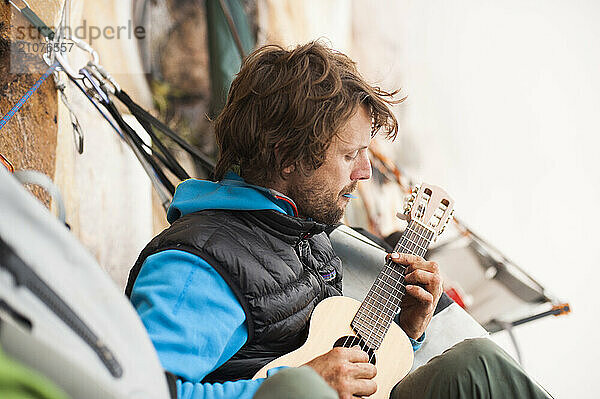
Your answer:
[359,221,432,366]
[361,229,408,363]
[367,223,429,364]
[366,234,408,364]
[357,233,404,363]
[385,223,432,364]
[342,221,433,365]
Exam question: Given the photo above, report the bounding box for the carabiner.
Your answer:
[70,113,84,154]
[80,67,110,104]
[87,62,121,93]
[83,64,115,96]
[57,85,84,154]
[54,36,100,80]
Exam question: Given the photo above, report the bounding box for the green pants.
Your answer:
[253,366,338,399]
[0,345,69,399]
[253,338,551,399]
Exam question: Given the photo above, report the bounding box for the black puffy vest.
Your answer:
[125,209,343,382]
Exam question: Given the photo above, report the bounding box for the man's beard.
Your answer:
[287,176,358,225]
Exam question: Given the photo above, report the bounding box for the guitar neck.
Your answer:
[350,221,435,349]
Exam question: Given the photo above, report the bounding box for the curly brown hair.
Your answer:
[214,41,402,185]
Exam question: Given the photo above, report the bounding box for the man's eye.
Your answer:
[345,151,359,160]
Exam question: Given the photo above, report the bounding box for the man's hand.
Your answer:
[303,346,377,399]
[389,252,443,340]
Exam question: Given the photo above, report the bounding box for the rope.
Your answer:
[0,62,59,131]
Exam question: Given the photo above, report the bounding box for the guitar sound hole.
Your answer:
[333,336,376,365]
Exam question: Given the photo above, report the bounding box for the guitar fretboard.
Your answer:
[350,221,435,349]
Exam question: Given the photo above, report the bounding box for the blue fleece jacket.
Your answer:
[131,173,424,399]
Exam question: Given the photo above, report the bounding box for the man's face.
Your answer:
[287,106,373,225]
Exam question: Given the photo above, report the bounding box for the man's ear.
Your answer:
[282,164,296,176]
[274,143,296,179]
[279,164,296,181]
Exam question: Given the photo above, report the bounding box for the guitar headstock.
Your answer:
[398,183,455,239]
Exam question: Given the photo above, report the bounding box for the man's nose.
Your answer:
[350,152,372,181]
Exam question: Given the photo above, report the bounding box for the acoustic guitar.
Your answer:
[254,183,455,398]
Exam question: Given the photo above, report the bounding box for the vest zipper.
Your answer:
[295,239,328,295]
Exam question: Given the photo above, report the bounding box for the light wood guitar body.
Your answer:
[254,183,455,398]
[254,296,414,399]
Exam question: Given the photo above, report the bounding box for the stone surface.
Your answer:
[2,1,155,289]
[0,2,59,208]
[160,0,210,96]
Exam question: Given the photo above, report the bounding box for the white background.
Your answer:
[376,1,600,397]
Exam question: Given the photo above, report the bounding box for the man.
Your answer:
[127,42,550,399]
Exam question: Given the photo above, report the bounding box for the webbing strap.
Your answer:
[19,6,55,40]
[0,62,58,131]
[68,75,123,138]
[66,74,173,207]
[102,99,176,195]
[118,92,191,181]
[8,1,55,40]
[114,90,216,176]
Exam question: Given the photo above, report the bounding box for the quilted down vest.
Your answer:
[126,209,343,382]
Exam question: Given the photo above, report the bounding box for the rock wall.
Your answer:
[2,0,407,289]
[0,1,61,207]
[1,0,155,290]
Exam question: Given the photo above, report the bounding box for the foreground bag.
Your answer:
[0,166,172,399]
